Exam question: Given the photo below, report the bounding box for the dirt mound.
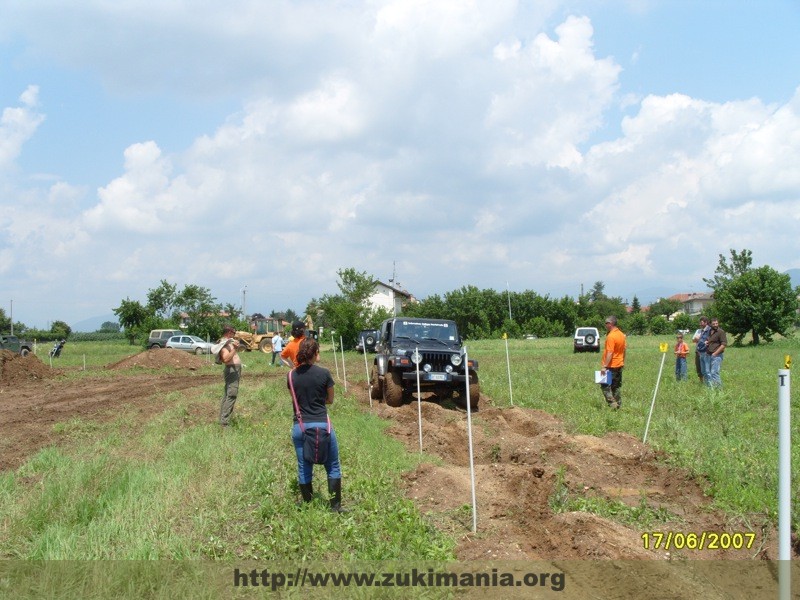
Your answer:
[0,350,59,386]
[363,391,781,562]
[106,348,208,370]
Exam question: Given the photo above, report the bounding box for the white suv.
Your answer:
[573,327,600,353]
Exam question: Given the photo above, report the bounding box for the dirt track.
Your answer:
[0,349,787,563]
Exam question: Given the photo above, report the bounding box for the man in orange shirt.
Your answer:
[281,321,307,367]
[600,315,626,409]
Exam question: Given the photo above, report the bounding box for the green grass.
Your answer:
[3,333,799,566]
[467,334,800,525]
[0,368,453,562]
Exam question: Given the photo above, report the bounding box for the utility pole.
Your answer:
[9,299,12,335]
[241,285,247,319]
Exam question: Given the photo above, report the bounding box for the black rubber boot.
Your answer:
[299,481,313,504]
[328,478,345,513]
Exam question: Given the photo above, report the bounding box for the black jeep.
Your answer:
[369,317,479,409]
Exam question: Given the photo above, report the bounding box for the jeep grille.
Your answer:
[419,351,454,371]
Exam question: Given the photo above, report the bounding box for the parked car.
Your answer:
[165,335,214,355]
[573,327,600,353]
[148,329,184,349]
[355,329,379,353]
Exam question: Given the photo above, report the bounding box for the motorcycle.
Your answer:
[49,339,66,358]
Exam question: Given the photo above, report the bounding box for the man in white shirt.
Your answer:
[271,332,285,366]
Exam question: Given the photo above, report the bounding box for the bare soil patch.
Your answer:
[356,383,783,562]
[0,350,217,471]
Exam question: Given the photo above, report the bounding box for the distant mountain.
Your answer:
[72,313,118,333]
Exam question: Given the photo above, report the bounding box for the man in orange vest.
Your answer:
[600,315,627,409]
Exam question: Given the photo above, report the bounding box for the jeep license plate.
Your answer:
[429,373,446,381]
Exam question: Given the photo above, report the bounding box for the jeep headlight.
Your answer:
[410,350,422,365]
[450,353,463,366]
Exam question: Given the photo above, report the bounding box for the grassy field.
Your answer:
[2,333,798,566]
[470,334,800,524]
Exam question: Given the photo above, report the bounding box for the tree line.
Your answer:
[4,248,793,348]
[311,250,798,347]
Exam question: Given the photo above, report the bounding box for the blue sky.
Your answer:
[1,1,799,330]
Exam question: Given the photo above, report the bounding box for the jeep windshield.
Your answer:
[392,320,459,345]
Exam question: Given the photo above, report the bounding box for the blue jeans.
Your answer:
[700,353,712,384]
[292,422,341,484]
[675,357,687,380]
[707,354,723,388]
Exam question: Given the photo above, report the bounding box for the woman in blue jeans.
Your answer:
[288,337,344,512]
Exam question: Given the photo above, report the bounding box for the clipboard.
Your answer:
[595,370,611,385]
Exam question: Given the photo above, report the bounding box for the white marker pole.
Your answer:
[415,347,423,453]
[331,332,340,379]
[643,344,669,444]
[778,365,791,600]
[503,333,513,406]
[464,346,477,533]
[362,337,372,408]
[340,336,347,392]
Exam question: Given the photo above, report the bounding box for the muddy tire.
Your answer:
[383,370,404,407]
[455,371,480,410]
[370,365,383,400]
[258,338,272,353]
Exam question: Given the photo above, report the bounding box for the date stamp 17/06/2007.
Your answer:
[641,531,756,552]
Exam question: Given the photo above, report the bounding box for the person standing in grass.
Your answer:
[705,318,728,388]
[216,325,241,428]
[694,316,711,383]
[270,331,285,367]
[281,321,307,368]
[600,315,626,409]
[288,337,344,512]
[674,333,689,381]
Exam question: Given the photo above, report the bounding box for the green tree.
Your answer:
[313,268,385,346]
[627,312,648,335]
[146,280,179,320]
[649,315,671,335]
[711,265,797,345]
[703,248,753,290]
[672,313,696,332]
[113,298,149,344]
[0,308,10,333]
[589,281,605,302]
[648,298,683,319]
[50,320,72,338]
[100,321,120,332]
[175,284,222,339]
[630,296,641,314]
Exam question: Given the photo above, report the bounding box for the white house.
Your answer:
[668,293,714,316]
[368,281,413,315]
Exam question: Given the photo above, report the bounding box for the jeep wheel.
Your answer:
[383,370,404,407]
[455,372,480,410]
[584,334,596,345]
[259,338,273,353]
[369,365,383,400]
[20,348,30,357]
